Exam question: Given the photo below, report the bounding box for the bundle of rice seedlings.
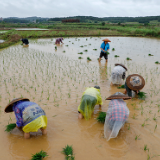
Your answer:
[78,52,83,54]
[106,51,110,55]
[114,55,119,57]
[117,84,125,89]
[55,46,57,50]
[87,57,91,61]
[63,51,66,53]
[137,92,147,100]
[96,112,106,123]
[80,45,83,47]
[148,54,154,56]
[84,50,88,52]
[62,145,74,160]
[112,48,115,51]
[126,57,132,60]
[5,123,16,132]
[155,61,160,64]
[93,49,97,51]
[31,150,48,160]
[78,57,83,59]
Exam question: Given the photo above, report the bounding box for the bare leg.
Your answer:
[40,128,47,135]
[24,132,30,139]
[98,57,101,62]
[105,59,108,62]
[78,113,83,119]
[110,82,113,86]
[124,89,127,94]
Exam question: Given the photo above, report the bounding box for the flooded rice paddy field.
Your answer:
[0,37,160,160]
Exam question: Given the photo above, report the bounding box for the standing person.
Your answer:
[55,37,64,44]
[111,63,127,85]
[21,38,29,45]
[4,98,47,139]
[104,92,131,141]
[99,38,111,62]
[124,74,145,97]
[78,86,103,120]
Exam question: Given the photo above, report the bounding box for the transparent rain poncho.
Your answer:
[78,87,103,120]
[104,97,129,141]
[111,66,126,85]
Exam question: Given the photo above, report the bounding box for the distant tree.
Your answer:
[118,22,121,25]
[101,22,105,26]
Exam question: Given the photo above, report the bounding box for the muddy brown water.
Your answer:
[0,37,160,160]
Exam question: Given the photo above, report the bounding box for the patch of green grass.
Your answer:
[31,150,48,160]
[137,92,147,100]
[96,112,106,123]
[5,123,16,132]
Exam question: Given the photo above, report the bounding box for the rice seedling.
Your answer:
[65,45,68,47]
[55,46,57,50]
[63,51,66,53]
[148,54,154,56]
[128,124,130,130]
[112,48,115,51]
[93,49,97,51]
[96,112,106,123]
[62,145,74,160]
[144,145,149,152]
[114,55,119,57]
[87,57,92,61]
[155,61,160,64]
[153,114,157,121]
[117,84,125,89]
[5,123,16,132]
[78,57,83,59]
[78,52,83,54]
[80,45,83,47]
[31,150,48,160]
[126,57,132,60]
[135,134,140,140]
[137,92,147,100]
[142,122,149,127]
[105,51,110,55]
[154,124,157,131]
[84,50,88,52]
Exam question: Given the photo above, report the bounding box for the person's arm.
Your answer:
[14,107,23,127]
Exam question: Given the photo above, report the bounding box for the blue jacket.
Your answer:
[100,42,110,53]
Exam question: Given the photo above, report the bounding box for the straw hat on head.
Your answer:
[115,63,128,71]
[5,98,30,113]
[126,74,145,91]
[106,92,131,100]
[102,38,111,42]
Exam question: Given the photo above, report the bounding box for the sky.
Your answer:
[0,0,160,18]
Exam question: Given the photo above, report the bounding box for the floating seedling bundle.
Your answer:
[5,123,16,132]
[148,54,154,56]
[117,84,125,89]
[106,51,110,55]
[31,150,48,160]
[126,57,132,60]
[78,57,83,59]
[155,61,160,64]
[87,57,92,61]
[78,52,83,54]
[112,48,115,51]
[62,145,74,160]
[97,112,106,123]
[114,55,119,57]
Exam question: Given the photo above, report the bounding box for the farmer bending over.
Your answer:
[4,98,47,139]
[104,92,130,141]
[55,37,64,44]
[124,74,145,97]
[78,86,102,120]
[99,38,111,62]
[21,38,29,45]
[111,63,127,85]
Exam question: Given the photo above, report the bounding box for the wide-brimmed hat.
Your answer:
[102,38,111,42]
[5,98,30,113]
[115,63,128,71]
[106,92,131,100]
[126,74,145,91]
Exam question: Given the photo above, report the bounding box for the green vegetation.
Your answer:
[78,57,83,59]
[137,92,147,100]
[155,61,160,64]
[112,48,115,51]
[114,55,119,57]
[31,150,48,160]
[62,145,74,160]
[93,49,97,51]
[5,123,16,132]
[87,57,92,61]
[96,112,106,123]
[126,57,132,60]
[78,52,83,54]
[148,54,154,56]
[117,84,125,89]
[106,51,110,55]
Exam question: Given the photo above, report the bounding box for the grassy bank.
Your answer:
[0,23,160,49]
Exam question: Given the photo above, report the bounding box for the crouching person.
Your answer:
[4,98,47,139]
[111,63,127,85]
[78,86,103,120]
[104,92,131,141]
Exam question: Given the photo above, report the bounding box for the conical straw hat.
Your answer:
[106,92,131,100]
[115,63,128,71]
[102,38,111,42]
[5,98,30,113]
[126,74,145,91]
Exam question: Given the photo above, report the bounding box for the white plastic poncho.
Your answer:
[111,66,126,85]
[104,98,129,141]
